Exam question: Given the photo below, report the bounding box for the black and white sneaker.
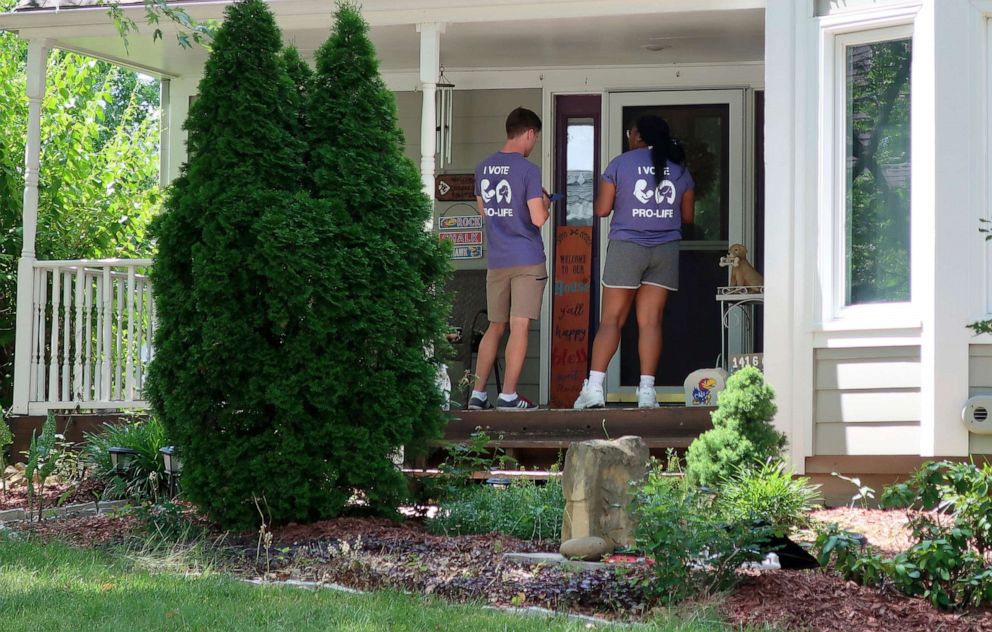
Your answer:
[468,396,493,410]
[496,394,538,410]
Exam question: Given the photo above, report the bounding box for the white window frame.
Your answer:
[817,8,919,332]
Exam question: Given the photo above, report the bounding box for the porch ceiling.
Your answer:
[0,0,764,77]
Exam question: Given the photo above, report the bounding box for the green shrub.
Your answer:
[631,464,766,605]
[685,367,786,487]
[715,459,821,538]
[427,475,564,541]
[816,460,992,610]
[814,524,887,586]
[0,410,12,496]
[83,416,168,502]
[148,1,450,529]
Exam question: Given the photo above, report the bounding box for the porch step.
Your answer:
[436,406,714,465]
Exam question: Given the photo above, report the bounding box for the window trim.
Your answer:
[819,20,916,329]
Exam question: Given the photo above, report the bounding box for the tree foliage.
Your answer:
[685,367,786,487]
[0,13,161,407]
[147,0,451,529]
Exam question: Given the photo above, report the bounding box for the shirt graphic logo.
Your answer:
[633,179,677,205]
[633,179,655,204]
[480,178,512,204]
[656,180,676,205]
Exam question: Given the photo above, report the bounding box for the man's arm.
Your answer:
[594,180,616,218]
[477,196,486,217]
[528,194,550,228]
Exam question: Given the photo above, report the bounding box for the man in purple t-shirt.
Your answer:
[468,107,551,411]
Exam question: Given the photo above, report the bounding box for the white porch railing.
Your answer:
[25,259,155,414]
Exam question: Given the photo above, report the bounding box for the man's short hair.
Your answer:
[505,107,542,138]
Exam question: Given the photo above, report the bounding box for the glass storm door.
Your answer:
[604,90,746,402]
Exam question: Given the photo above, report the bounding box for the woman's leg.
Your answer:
[634,284,670,377]
[589,286,637,373]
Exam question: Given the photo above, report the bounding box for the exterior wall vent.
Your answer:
[963,397,992,434]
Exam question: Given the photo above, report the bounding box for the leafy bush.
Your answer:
[631,463,766,605]
[685,367,786,487]
[715,459,821,538]
[0,409,11,496]
[83,416,168,502]
[816,460,992,610]
[814,524,887,586]
[427,475,564,541]
[24,412,59,520]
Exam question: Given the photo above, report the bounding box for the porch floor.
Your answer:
[430,406,715,468]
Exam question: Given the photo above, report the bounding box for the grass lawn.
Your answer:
[0,536,740,632]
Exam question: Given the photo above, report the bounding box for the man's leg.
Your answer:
[500,315,531,395]
[473,321,508,393]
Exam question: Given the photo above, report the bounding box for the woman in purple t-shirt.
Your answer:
[574,115,695,409]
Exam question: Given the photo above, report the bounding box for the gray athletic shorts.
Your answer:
[601,240,679,291]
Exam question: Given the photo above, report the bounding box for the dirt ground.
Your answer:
[8,505,992,630]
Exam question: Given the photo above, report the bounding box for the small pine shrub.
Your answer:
[83,416,169,502]
[685,367,786,487]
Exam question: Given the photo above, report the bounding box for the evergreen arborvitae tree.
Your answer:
[147,0,345,528]
[306,4,451,513]
[685,367,787,487]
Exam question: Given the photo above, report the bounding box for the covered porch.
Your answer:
[1,0,767,460]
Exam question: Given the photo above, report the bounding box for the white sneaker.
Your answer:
[573,380,605,409]
[638,385,657,409]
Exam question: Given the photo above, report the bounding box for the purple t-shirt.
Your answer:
[603,147,694,247]
[474,151,546,269]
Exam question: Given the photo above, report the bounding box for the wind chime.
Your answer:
[436,66,454,165]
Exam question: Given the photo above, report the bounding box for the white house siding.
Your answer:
[814,346,921,455]
[969,346,992,453]
[395,88,545,404]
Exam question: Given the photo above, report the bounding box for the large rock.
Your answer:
[560,536,611,561]
[561,435,649,549]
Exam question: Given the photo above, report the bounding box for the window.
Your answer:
[842,36,912,305]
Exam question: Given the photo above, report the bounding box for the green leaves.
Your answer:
[685,367,786,487]
[147,1,450,529]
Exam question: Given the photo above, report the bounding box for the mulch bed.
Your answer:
[0,477,105,513]
[724,570,992,632]
[8,506,992,629]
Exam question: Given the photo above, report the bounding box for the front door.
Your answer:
[604,90,747,402]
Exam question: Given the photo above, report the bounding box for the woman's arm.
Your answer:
[681,188,695,226]
[594,180,617,218]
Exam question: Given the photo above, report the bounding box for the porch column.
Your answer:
[159,78,171,189]
[417,22,445,227]
[12,39,49,415]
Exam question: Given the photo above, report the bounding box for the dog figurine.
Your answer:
[727,244,763,289]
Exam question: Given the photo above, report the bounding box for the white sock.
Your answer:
[471,390,488,401]
[588,371,606,390]
[640,375,655,389]
[499,391,517,401]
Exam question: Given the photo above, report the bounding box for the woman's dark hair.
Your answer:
[635,115,685,175]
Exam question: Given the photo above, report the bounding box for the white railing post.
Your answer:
[126,267,136,400]
[48,268,60,403]
[11,40,49,414]
[101,267,112,401]
[73,267,84,401]
[60,271,70,401]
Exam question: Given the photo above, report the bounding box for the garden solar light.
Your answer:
[159,446,182,476]
[108,446,139,472]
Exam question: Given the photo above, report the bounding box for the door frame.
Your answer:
[602,89,750,401]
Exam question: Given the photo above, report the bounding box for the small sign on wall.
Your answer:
[439,230,483,245]
[451,245,483,260]
[439,215,483,230]
[435,174,476,201]
[729,353,764,373]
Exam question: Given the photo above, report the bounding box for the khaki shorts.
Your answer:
[486,262,548,322]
